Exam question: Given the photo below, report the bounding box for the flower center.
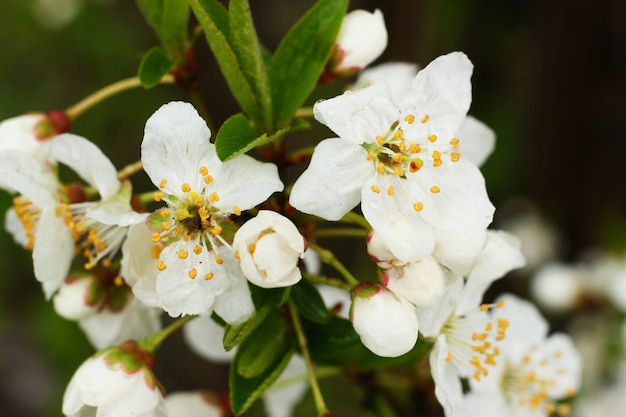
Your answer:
[441,301,508,381]
[500,347,574,416]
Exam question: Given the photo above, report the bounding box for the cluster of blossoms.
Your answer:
[0,3,585,417]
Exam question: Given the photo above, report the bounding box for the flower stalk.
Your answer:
[307,241,360,287]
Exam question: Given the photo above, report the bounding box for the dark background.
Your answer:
[0,0,624,416]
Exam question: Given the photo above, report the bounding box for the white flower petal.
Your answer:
[141,101,216,196]
[0,150,57,206]
[335,9,387,71]
[165,392,222,417]
[313,83,399,144]
[263,355,308,417]
[212,155,283,213]
[183,315,234,363]
[354,61,419,105]
[33,207,75,298]
[4,208,29,248]
[50,133,120,199]
[430,335,470,417]
[212,256,255,324]
[290,139,371,220]
[457,115,495,167]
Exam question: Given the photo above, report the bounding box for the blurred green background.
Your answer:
[0,0,624,416]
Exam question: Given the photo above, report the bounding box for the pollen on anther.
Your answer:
[445,352,453,362]
[392,153,403,163]
[215,255,224,265]
[211,225,222,235]
[181,183,191,193]
[157,260,167,271]
[160,208,170,217]
[151,232,161,243]
[188,268,197,279]
[199,166,209,176]
[409,144,421,154]
[413,202,423,212]
[421,114,430,123]
[449,137,460,146]
[451,152,461,162]
[371,185,381,193]
[387,186,395,196]
[394,167,405,176]
[430,185,441,193]
[153,192,165,202]
[367,151,375,161]
[393,129,403,139]
[433,160,442,167]
[480,304,489,312]
[376,135,384,145]
[233,205,241,216]
[496,300,505,308]
[204,175,214,184]
[159,179,167,189]
[428,134,438,143]
[377,162,385,173]
[194,245,202,255]
[404,114,415,124]
[204,272,214,280]
[209,192,219,203]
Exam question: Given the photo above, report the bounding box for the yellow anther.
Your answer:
[183,234,190,242]
[451,152,460,162]
[371,185,381,193]
[178,208,190,221]
[366,151,374,161]
[233,205,241,216]
[420,114,430,123]
[157,260,167,271]
[215,255,223,265]
[430,185,441,193]
[394,167,405,176]
[409,144,421,154]
[178,250,189,259]
[404,114,415,124]
[428,134,438,143]
[376,135,384,145]
[204,175,214,184]
[181,183,191,193]
[114,276,124,286]
[151,233,161,243]
[433,159,442,167]
[234,251,240,259]
[211,225,222,235]
[209,192,219,203]
[387,186,395,196]
[161,221,170,231]
[199,166,209,176]
[204,272,214,280]
[392,152,403,163]
[190,191,198,201]
[188,268,197,279]
[399,140,406,151]
[485,322,493,331]
[160,208,170,217]
[496,300,505,308]
[413,202,423,212]
[151,245,161,259]
[194,197,204,206]
[393,129,403,139]
[480,304,489,312]
[449,137,460,146]
[432,150,441,159]
[445,352,453,362]
[153,191,165,202]
[248,243,256,254]
[159,179,167,188]
[377,162,385,173]
[498,318,509,328]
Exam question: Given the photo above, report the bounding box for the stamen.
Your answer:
[199,166,209,176]
[178,250,189,259]
[215,255,223,265]
[159,179,167,188]
[209,192,219,203]
[430,185,441,193]
[211,225,222,235]
[188,268,197,279]
[409,144,421,154]
[413,202,423,212]
[151,233,161,243]
[404,114,415,124]
[376,135,384,145]
[387,186,395,196]
[233,205,241,216]
[193,245,202,254]
[428,134,438,143]
[153,191,165,202]
[420,114,430,123]
[181,183,191,193]
[204,175,214,184]
[371,185,381,193]
[157,260,167,270]
[204,272,214,280]
[451,152,460,162]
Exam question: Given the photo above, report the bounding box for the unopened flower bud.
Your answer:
[350,282,418,357]
[383,255,445,307]
[53,275,102,321]
[62,340,164,417]
[0,110,70,162]
[233,210,305,288]
[366,229,406,269]
[334,9,387,72]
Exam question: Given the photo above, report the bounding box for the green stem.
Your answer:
[339,211,371,230]
[294,107,314,119]
[307,241,360,287]
[302,272,351,290]
[288,301,330,417]
[65,74,175,120]
[312,227,368,240]
[141,315,197,352]
[117,160,143,179]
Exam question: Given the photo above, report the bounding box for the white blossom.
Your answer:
[233,210,305,288]
[333,9,387,72]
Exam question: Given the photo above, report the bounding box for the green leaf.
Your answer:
[291,279,331,324]
[135,0,189,59]
[222,301,275,351]
[230,334,295,415]
[229,0,272,130]
[269,0,348,127]
[189,0,262,126]
[138,46,175,88]
[215,113,309,161]
[236,314,292,378]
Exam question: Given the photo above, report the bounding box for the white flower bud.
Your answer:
[350,283,418,357]
[530,263,582,312]
[233,210,305,288]
[334,9,387,72]
[62,341,165,417]
[165,391,224,417]
[383,256,446,307]
[53,276,101,321]
[366,229,407,269]
[0,111,69,162]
